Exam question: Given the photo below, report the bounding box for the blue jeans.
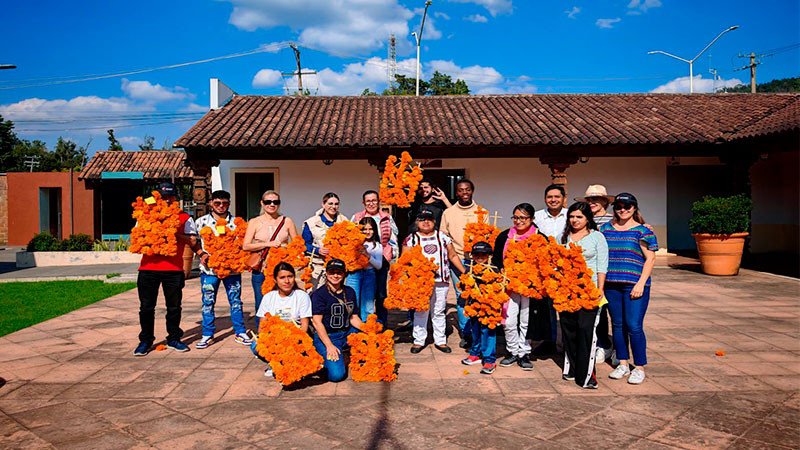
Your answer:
[450,260,469,335]
[468,317,497,364]
[345,268,377,322]
[313,330,349,382]
[605,282,650,366]
[250,340,266,362]
[251,272,266,330]
[200,273,245,336]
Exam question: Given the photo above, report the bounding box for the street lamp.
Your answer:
[0,65,16,70]
[412,0,433,97]
[648,25,739,93]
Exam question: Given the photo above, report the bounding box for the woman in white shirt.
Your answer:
[249,262,312,377]
[345,217,385,321]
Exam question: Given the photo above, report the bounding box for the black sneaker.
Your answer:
[584,378,599,389]
[133,341,152,356]
[562,374,575,381]
[517,355,534,371]
[499,355,518,367]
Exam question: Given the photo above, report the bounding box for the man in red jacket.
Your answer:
[134,182,197,356]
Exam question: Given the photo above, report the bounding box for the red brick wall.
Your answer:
[0,175,7,245]
[7,172,95,246]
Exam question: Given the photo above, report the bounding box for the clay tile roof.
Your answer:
[79,150,193,181]
[174,93,800,152]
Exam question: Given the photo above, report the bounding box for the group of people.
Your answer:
[133,178,657,387]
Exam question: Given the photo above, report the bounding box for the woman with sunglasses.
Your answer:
[243,190,298,329]
[599,193,657,385]
[302,193,348,290]
[491,203,539,371]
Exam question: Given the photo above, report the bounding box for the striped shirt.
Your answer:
[599,223,658,286]
[404,231,452,282]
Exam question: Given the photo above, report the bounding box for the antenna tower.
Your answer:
[387,34,397,90]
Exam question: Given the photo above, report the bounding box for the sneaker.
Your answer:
[264,367,274,378]
[594,347,606,366]
[609,364,631,379]
[195,336,213,349]
[517,355,534,371]
[133,341,152,356]
[499,355,518,367]
[562,373,575,381]
[628,368,646,384]
[461,355,481,365]
[584,377,599,389]
[234,333,252,345]
[167,340,189,352]
[480,363,496,375]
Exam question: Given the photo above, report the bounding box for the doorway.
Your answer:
[39,187,62,238]
[393,168,466,242]
[666,165,733,253]
[234,171,277,220]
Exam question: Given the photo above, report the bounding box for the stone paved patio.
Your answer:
[1,267,798,449]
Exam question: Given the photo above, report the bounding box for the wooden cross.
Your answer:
[488,210,502,227]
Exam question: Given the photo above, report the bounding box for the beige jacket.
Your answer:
[439,201,480,259]
[303,208,347,264]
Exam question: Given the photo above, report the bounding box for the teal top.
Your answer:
[566,230,609,288]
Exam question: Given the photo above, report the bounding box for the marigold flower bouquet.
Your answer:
[198,217,249,278]
[384,246,437,311]
[542,243,602,313]
[322,221,369,272]
[463,207,500,254]
[255,313,324,386]
[347,314,397,382]
[379,151,423,208]
[459,263,509,329]
[260,237,313,294]
[503,233,550,299]
[129,190,182,256]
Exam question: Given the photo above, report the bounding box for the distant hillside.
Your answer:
[720,76,800,93]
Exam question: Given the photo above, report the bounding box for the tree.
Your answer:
[381,72,468,96]
[361,88,379,96]
[0,115,87,172]
[161,137,172,150]
[719,76,800,93]
[107,129,123,151]
[139,134,155,151]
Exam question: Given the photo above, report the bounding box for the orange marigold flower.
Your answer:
[322,222,369,272]
[463,206,500,254]
[154,344,166,351]
[347,314,397,382]
[198,217,250,278]
[715,350,725,357]
[129,191,182,256]
[385,246,437,311]
[459,263,508,329]
[255,313,324,386]
[379,151,423,208]
[260,237,312,294]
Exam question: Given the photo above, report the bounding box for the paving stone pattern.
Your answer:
[0,267,798,449]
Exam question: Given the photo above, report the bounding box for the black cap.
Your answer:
[471,241,493,254]
[157,182,178,197]
[326,258,347,273]
[416,208,435,221]
[614,192,638,207]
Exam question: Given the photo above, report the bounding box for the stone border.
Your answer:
[16,251,140,268]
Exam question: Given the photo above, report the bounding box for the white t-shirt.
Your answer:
[256,289,312,324]
[403,231,452,282]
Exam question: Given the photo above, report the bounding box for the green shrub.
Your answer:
[60,234,94,251]
[689,194,752,235]
[26,232,60,252]
[93,240,111,251]
[113,237,130,251]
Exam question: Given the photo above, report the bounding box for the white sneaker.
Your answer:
[609,364,631,379]
[594,347,606,366]
[264,367,274,378]
[628,368,646,384]
[195,335,213,349]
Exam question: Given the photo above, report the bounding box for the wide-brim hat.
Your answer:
[575,184,615,203]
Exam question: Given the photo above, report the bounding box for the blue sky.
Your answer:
[0,0,797,154]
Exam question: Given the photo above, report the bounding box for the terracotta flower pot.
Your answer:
[182,245,194,279]
[692,232,749,276]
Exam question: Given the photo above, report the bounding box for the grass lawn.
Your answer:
[0,280,136,337]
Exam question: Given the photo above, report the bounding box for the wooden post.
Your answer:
[186,158,218,218]
[539,154,579,206]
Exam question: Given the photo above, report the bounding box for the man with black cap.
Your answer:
[310,258,364,382]
[133,182,197,356]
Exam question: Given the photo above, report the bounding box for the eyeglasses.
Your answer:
[261,199,281,205]
[364,200,379,204]
[511,216,531,221]
[212,201,230,206]
[613,204,634,211]
[586,197,605,204]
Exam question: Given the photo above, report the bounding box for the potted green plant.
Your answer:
[689,194,753,276]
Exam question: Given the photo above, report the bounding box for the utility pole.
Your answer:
[412,0,433,97]
[282,44,317,95]
[736,52,764,93]
[708,68,718,92]
[24,155,39,172]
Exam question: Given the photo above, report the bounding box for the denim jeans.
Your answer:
[469,317,497,364]
[251,271,266,330]
[250,340,267,362]
[345,268,377,322]
[450,259,469,334]
[200,273,246,337]
[605,282,650,366]
[313,330,349,382]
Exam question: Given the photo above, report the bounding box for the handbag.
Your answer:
[246,217,286,272]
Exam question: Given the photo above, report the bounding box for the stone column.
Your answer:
[539,154,579,206]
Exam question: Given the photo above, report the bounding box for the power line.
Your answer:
[15,117,201,132]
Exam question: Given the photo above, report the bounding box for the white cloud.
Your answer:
[222,0,416,55]
[596,18,621,29]
[121,79,192,103]
[565,6,580,19]
[118,136,141,145]
[428,60,504,87]
[180,103,209,113]
[628,0,662,12]
[433,12,450,20]
[252,69,283,88]
[464,14,488,23]
[448,0,513,17]
[650,75,743,93]
[0,96,145,122]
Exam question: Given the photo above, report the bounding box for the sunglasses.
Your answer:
[326,270,345,276]
[586,197,606,203]
[613,203,634,211]
[511,215,531,221]
[261,199,281,205]
[212,200,230,206]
